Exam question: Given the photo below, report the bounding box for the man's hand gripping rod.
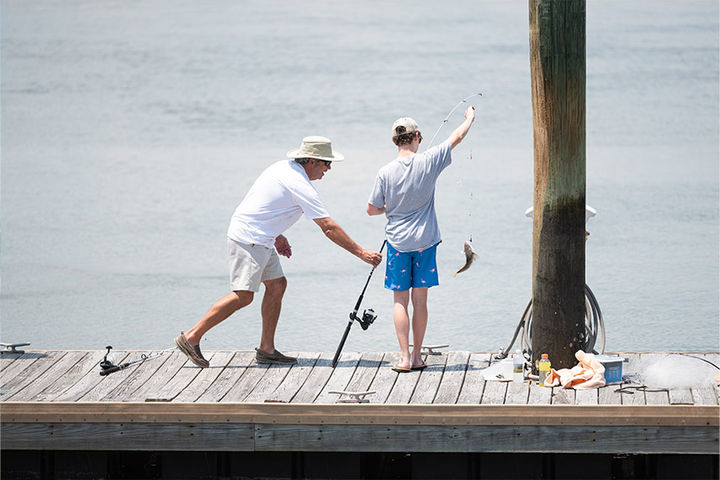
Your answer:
[332,240,386,368]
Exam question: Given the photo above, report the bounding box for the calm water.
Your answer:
[1,1,718,354]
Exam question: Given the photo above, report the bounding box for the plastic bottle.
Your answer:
[538,353,551,386]
[513,349,524,382]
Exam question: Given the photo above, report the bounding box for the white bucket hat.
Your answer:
[286,136,344,162]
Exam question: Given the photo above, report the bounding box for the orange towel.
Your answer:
[544,350,606,389]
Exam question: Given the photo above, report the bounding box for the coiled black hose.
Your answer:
[496,284,605,361]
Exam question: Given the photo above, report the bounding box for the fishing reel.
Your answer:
[351,308,377,330]
[97,344,172,376]
[99,345,120,374]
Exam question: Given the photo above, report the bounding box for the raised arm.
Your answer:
[448,106,476,149]
[313,217,382,266]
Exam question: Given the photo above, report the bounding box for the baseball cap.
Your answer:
[391,117,420,139]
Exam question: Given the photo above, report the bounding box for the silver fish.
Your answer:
[453,240,479,277]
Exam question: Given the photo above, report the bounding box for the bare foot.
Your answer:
[396,355,410,370]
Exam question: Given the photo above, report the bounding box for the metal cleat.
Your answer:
[329,390,376,403]
[0,343,30,354]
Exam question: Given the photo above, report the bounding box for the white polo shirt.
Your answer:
[227,160,329,248]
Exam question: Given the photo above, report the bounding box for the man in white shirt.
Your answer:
[176,137,382,367]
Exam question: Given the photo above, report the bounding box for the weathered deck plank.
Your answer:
[342,352,384,402]
[147,352,219,402]
[597,386,622,405]
[456,353,490,404]
[1,352,47,376]
[410,353,447,404]
[668,388,694,405]
[98,351,173,402]
[313,352,361,404]
[291,352,340,404]
[528,383,553,404]
[0,351,66,400]
[384,359,422,404]
[505,381,530,405]
[551,388,575,405]
[265,353,320,403]
[644,389,669,406]
[619,353,645,405]
[54,352,132,402]
[621,352,642,380]
[620,389,646,405]
[219,362,272,402]
[691,387,718,405]
[196,351,256,402]
[367,352,400,403]
[0,350,716,409]
[125,351,190,402]
[575,388,599,405]
[704,353,720,404]
[638,353,671,407]
[433,351,470,404]
[173,351,236,402]
[32,350,107,402]
[481,380,508,405]
[8,352,87,401]
[229,358,288,403]
[0,352,27,372]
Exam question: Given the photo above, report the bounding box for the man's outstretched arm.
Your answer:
[314,217,382,267]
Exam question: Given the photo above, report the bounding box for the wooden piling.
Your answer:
[528,0,587,369]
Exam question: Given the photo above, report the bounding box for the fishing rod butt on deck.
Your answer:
[331,240,386,368]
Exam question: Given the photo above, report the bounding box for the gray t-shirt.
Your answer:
[368,140,452,252]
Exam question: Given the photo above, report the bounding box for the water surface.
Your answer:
[2,1,718,354]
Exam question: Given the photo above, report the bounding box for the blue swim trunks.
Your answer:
[384,242,440,291]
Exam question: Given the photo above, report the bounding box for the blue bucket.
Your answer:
[595,355,624,384]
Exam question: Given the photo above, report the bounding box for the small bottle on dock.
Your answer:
[538,353,551,386]
[513,349,524,382]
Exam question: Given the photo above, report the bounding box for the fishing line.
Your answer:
[425,92,482,148]
[466,167,475,242]
[423,93,483,268]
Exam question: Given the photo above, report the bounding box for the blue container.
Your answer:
[595,355,624,384]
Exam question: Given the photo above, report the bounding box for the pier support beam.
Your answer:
[528,0,587,369]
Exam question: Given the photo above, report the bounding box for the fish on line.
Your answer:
[453,240,478,277]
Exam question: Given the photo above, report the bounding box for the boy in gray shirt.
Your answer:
[367,107,475,371]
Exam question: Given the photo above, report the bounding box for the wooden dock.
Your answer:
[1,350,718,455]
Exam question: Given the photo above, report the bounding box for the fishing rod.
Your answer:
[425,92,482,148]
[99,345,176,376]
[331,240,387,368]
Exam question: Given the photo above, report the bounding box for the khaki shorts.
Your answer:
[227,238,284,292]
